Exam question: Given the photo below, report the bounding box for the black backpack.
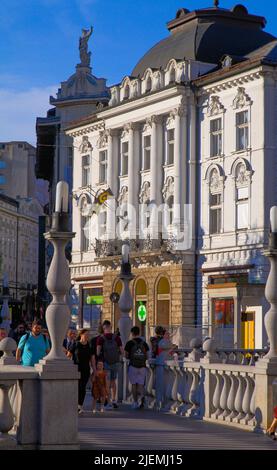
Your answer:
[130,339,147,368]
[102,334,120,365]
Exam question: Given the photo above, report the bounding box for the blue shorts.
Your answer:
[104,362,119,381]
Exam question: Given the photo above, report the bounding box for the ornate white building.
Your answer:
[66,3,277,347]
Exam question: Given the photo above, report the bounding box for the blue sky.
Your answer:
[0,0,277,143]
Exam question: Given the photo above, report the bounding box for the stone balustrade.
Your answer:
[120,343,275,432]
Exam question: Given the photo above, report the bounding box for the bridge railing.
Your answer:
[121,340,275,432]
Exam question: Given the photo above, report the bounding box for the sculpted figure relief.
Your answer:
[79,26,93,67]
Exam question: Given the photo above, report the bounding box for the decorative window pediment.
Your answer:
[205,164,225,193]
[207,95,225,117]
[118,186,128,205]
[232,87,252,109]
[79,193,93,216]
[230,158,253,187]
[162,176,174,201]
[139,181,151,204]
[79,135,92,154]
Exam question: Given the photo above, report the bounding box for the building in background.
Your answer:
[0,193,43,324]
[35,28,110,213]
[66,3,277,348]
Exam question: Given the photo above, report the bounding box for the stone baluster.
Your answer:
[179,367,193,416]
[169,364,179,413]
[163,364,173,411]
[211,370,223,419]
[145,363,155,409]
[0,381,16,448]
[225,372,238,422]
[233,372,246,423]
[219,370,230,420]
[241,373,254,425]
[176,366,185,413]
[248,375,256,427]
[187,368,201,418]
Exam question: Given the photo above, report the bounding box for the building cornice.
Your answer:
[197,68,263,96]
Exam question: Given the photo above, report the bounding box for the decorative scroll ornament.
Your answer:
[162,176,174,201]
[236,163,250,186]
[79,135,93,153]
[207,95,225,116]
[139,181,151,204]
[232,87,252,109]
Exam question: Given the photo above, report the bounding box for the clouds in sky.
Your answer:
[0,85,58,144]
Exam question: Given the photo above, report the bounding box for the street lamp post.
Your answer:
[37,181,75,364]
[118,242,134,347]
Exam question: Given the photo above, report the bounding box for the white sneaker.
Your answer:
[78,407,84,414]
[92,409,96,414]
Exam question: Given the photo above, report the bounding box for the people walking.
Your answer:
[125,326,149,409]
[8,322,27,345]
[91,360,108,413]
[63,328,77,355]
[96,320,123,409]
[150,325,165,358]
[16,319,50,366]
[68,329,93,414]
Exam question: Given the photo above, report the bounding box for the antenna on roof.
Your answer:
[214,0,219,7]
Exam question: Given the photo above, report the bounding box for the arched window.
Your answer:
[156,277,170,328]
[169,67,176,84]
[124,84,130,100]
[135,278,147,337]
[235,163,249,230]
[209,169,222,234]
[145,76,152,93]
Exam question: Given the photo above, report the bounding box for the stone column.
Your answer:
[34,182,80,449]
[107,129,119,240]
[127,123,140,239]
[173,102,187,228]
[149,115,163,238]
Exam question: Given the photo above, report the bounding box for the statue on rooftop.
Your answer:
[79,26,93,67]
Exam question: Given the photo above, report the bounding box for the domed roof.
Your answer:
[132,5,275,77]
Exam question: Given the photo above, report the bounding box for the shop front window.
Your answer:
[213,298,234,327]
[82,287,103,332]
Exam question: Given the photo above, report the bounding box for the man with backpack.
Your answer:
[96,320,123,409]
[125,326,149,409]
[16,319,50,366]
[150,325,165,358]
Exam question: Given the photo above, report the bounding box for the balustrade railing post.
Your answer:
[0,381,16,448]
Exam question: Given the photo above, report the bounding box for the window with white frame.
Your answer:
[121,142,129,176]
[82,154,90,187]
[236,110,249,151]
[210,192,222,234]
[143,135,151,171]
[235,163,249,230]
[166,129,175,165]
[210,118,222,157]
[99,150,107,183]
[81,215,90,252]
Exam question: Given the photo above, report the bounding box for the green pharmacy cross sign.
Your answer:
[137,302,147,322]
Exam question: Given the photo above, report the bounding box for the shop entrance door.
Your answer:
[241,311,255,349]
